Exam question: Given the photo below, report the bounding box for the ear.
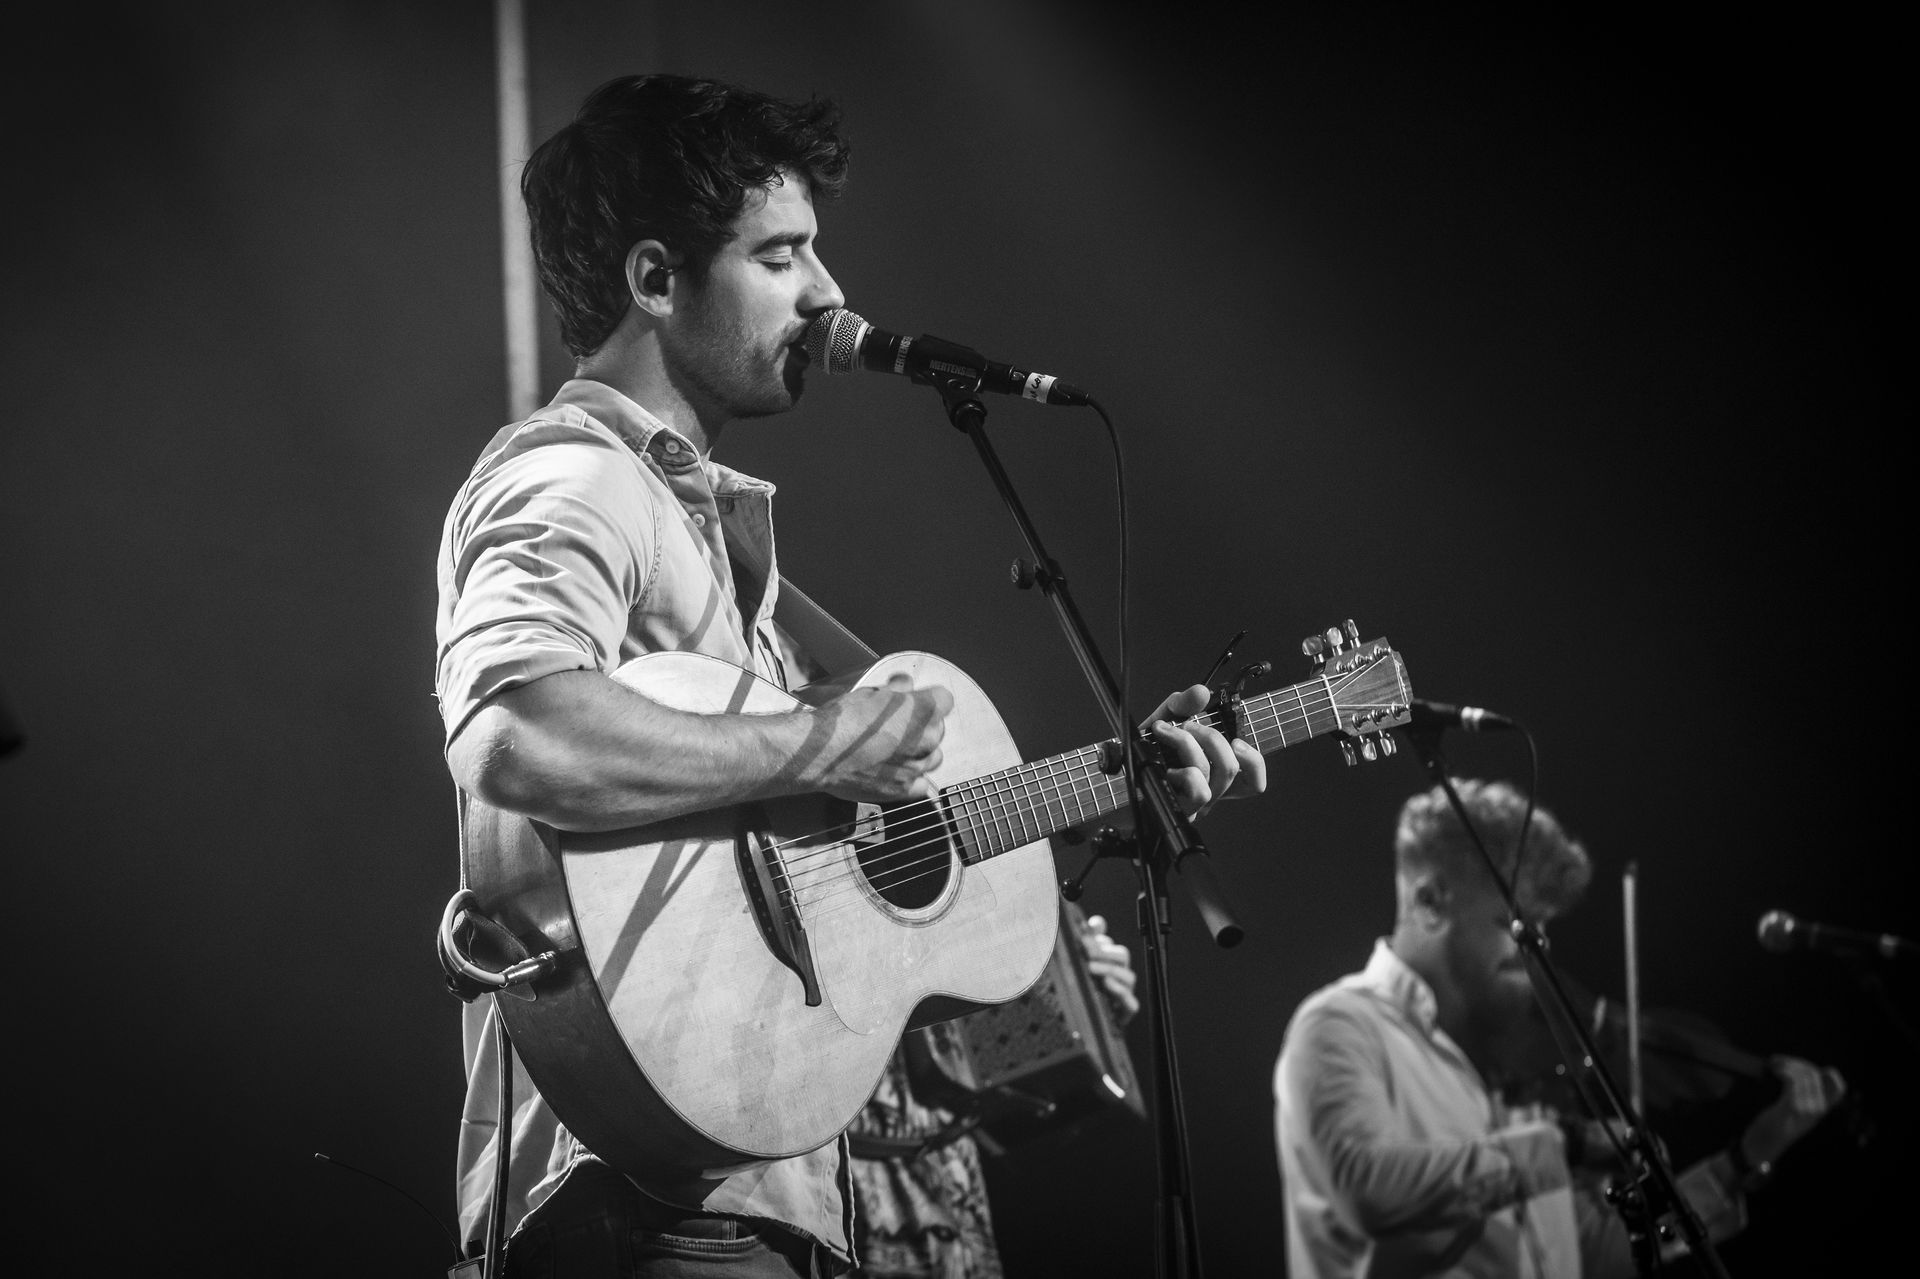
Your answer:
[1412,875,1451,932]
[624,241,678,317]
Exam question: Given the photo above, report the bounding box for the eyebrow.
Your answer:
[745,231,810,255]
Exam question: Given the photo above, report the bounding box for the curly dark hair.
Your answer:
[1394,778,1593,920]
[520,74,851,358]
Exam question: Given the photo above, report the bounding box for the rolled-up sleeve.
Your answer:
[1280,1003,1569,1238]
[435,424,657,746]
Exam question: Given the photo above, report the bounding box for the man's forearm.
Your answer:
[447,668,816,832]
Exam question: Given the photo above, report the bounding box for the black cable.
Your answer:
[312,1150,461,1265]
[483,1001,513,1279]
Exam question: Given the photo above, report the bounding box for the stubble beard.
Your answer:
[664,301,802,424]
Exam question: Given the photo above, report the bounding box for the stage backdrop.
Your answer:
[4,2,1906,1273]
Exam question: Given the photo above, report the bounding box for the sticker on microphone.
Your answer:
[1022,372,1056,402]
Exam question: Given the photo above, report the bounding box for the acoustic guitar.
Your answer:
[460,632,1410,1181]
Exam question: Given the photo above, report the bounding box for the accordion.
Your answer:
[948,899,1147,1152]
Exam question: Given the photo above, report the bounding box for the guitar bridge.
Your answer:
[736,804,823,1007]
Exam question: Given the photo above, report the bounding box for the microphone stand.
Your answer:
[1400,728,1730,1279]
[928,378,1236,1279]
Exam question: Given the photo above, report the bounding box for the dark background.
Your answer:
[4,2,1908,1273]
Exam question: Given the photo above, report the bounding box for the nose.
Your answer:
[805,254,845,314]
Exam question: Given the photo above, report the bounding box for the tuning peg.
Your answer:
[1376,731,1397,757]
[1301,634,1328,664]
[1339,740,1357,766]
[1360,737,1378,762]
[1326,626,1346,653]
[1343,619,1361,648]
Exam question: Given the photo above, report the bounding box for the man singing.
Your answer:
[435,74,1261,1278]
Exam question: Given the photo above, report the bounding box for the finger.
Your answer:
[1083,914,1109,936]
[1159,764,1211,813]
[1154,723,1235,813]
[1184,721,1240,799]
[921,683,955,717]
[1230,740,1267,796]
[885,671,914,691]
[1147,683,1211,724]
[1152,718,1208,772]
[906,686,951,751]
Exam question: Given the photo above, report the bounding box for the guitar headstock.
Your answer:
[1302,620,1412,764]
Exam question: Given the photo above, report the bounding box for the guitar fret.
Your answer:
[935,648,1402,867]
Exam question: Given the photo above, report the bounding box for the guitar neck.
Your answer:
[939,662,1393,866]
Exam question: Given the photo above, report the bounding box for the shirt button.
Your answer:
[663,439,680,454]
[691,512,707,526]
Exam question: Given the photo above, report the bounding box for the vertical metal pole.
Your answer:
[1622,861,1643,1120]
[495,0,538,422]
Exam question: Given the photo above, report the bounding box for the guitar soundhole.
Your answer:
[851,802,955,911]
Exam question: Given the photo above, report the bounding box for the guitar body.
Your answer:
[463,651,1060,1181]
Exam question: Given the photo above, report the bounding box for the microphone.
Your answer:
[1403,699,1519,734]
[1758,910,1915,961]
[803,308,1091,406]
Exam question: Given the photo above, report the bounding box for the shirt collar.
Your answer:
[1358,938,1441,1035]
[546,378,775,498]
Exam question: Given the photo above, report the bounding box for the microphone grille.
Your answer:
[1757,909,1797,953]
[804,308,866,375]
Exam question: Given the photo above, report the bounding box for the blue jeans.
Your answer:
[503,1158,844,1279]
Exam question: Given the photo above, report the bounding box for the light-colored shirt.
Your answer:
[434,379,846,1256]
[1276,941,1580,1278]
[1274,941,1743,1278]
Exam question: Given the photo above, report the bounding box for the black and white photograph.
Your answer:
[3,3,1906,1275]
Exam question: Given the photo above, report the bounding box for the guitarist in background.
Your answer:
[435,74,1264,1279]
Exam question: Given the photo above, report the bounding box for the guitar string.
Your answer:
[777,668,1401,921]
[784,692,1394,927]
[786,697,1397,927]
[789,745,1122,916]
[775,674,1388,917]
[775,685,1337,898]
[789,749,1125,924]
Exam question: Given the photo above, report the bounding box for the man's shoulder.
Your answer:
[471,404,637,472]
[1283,969,1395,1050]
[451,406,667,516]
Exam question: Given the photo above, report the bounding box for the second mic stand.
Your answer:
[930,379,1237,1279]
[1403,729,1729,1279]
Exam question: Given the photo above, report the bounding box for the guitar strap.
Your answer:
[771,578,880,674]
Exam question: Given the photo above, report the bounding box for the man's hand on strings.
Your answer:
[1145,684,1266,817]
[808,672,953,804]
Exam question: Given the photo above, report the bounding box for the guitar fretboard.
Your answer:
[937,672,1363,865]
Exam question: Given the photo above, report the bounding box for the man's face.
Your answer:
[660,172,844,423]
[1445,884,1540,1026]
